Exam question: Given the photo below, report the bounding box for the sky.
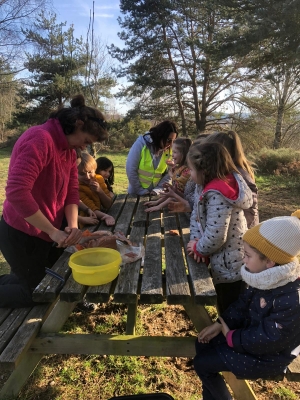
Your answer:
[52,0,122,48]
[51,0,129,114]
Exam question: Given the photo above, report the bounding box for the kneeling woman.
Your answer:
[0,94,108,308]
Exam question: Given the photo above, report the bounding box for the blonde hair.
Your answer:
[205,131,255,180]
[77,152,97,175]
[188,142,239,186]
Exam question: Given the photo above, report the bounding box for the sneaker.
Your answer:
[74,298,96,313]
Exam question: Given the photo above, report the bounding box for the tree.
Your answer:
[14,11,86,125]
[109,0,255,134]
[83,3,116,109]
[216,0,300,66]
[0,0,47,72]
[233,64,300,149]
[0,62,17,141]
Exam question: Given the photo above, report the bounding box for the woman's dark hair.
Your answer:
[173,137,192,167]
[96,156,114,191]
[49,94,108,142]
[147,120,179,152]
[188,142,239,186]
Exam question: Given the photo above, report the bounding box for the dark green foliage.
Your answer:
[253,148,300,175]
[12,11,86,125]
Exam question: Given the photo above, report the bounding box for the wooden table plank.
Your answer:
[163,209,191,305]
[0,309,31,354]
[85,281,113,303]
[0,304,51,370]
[97,193,127,232]
[140,208,163,304]
[178,213,217,306]
[59,274,86,302]
[286,356,300,381]
[32,251,71,302]
[113,196,146,304]
[113,194,136,236]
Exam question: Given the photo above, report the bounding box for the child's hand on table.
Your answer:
[87,208,97,218]
[80,216,98,225]
[101,214,115,226]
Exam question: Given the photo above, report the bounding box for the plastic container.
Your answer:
[69,247,122,286]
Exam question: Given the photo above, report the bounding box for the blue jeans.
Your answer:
[194,338,232,400]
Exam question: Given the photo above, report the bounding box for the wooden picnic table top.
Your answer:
[33,194,217,308]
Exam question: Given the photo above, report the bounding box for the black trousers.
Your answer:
[0,216,63,308]
[194,337,232,400]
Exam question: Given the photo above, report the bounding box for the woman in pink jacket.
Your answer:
[0,94,108,308]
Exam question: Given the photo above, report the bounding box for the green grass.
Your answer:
[273,386,297,399]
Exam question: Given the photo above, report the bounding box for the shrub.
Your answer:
[253,148,300,176]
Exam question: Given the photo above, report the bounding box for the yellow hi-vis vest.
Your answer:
[138,146,171,189]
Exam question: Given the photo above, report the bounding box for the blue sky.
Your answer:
[51,0,130,113]
[52,0,123,48]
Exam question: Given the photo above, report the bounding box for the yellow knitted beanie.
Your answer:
[243,210,300,264]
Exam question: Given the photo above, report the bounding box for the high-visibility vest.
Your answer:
[138,145,171,189]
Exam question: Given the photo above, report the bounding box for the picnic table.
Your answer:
[0,194,299,399]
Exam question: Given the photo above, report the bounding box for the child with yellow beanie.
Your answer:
[194,211,300,400]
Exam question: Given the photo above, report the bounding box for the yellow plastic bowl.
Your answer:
[69,248,122,286]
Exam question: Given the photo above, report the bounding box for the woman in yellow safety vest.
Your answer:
[126,120,178,195]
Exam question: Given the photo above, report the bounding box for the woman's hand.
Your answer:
[64,227,82,246]
[198,322,222,343]
[219,317,230,337]
[49,229,70,248]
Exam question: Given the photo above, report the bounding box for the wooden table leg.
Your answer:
[126,299,138,335]
[0,300,77,398]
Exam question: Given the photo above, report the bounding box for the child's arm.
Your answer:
[78,200,97,219]
[89,180,112,209]
[145,197,171,213]
[223,291,300,355]
[78,215,99,226]
[144,197,164,207]
[198,321,222,343]
[94,210,115,226]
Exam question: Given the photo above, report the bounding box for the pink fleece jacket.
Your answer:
[3,119,79,242]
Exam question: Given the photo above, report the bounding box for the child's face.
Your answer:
[171,145,182,165]
[78,165,95,184]
[98,166,112,180]
[188,160,204,185]
[243,242,268,273]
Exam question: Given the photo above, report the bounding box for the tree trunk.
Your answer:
[273,104,284,149]
[163,26,187,136]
